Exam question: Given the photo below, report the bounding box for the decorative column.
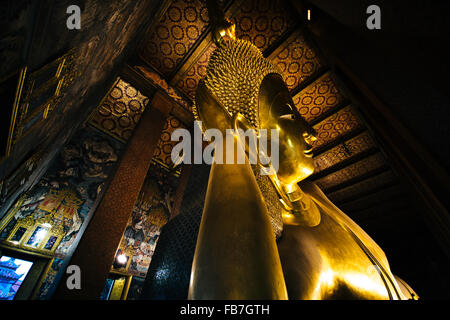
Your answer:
[53,92,172,299]
[170,164,192,220]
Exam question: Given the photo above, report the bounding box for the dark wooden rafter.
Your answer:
[289,66,330,98]
[300,6,450,256]
[322,165,391,194]
[348,195,411,217]
[168,31,213,86]
[262,0,309,57]
[310,147,379,180]
[265,23,303,59]
[287,0,308,22]
[351,203,412,224]
[308,99,351,126]
[339,185,409,213]
[119,64,194,126]
[135,0,174,55]
[312,127,366,157]
[333,180,400,207]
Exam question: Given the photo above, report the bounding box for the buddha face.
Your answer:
[258,74,317,186]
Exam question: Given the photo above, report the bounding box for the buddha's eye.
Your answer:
[279,113,295,120]
[280,103,296,118]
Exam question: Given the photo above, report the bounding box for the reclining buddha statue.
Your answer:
[188,8,417,300]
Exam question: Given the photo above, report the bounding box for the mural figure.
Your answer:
[112,164,179,278]
[0,125,123,299]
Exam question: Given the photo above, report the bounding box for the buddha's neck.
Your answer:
[266,171,321,227]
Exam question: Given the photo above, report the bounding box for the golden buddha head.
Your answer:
[194,38,317,186]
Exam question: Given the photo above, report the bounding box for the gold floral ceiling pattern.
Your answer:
[90,76,187,174]
[271,32,323,91]
[89,78,149,142]
[140,0,210,78]
[175,42,217,100]
[137,0,404,218]
[292,73,345,123]
[229,0,297,53]
[311,105,363,150]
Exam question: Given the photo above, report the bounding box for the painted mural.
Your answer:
[0,124,124,299]
[112,163,179,278]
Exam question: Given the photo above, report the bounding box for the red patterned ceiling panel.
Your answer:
[272,33,323,91]
[140,0,209,78]
[314,153,387,191]
[293,73,345,123]
[313,131,376,173]
[311,105,363,150]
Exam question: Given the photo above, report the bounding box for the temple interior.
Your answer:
[0,0,449,300]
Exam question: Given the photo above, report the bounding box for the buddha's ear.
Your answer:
[194,80,233,133]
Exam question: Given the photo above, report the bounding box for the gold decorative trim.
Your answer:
[6,50,78,154]
[5,67,28,157]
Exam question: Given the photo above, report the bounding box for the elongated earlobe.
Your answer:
[194,80,233,134]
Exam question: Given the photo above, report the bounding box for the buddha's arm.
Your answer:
[299,180,407,299]
[188,160,288,299]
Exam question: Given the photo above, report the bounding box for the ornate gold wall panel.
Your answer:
[140,0,210,78]
[292,73,344,123]
[311,105,363,149]
[271,33,323,91]
[88,78,149,142]
[313,131,376,173]
[314,153,387,190]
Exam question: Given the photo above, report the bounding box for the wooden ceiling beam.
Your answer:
[348,195,411,217]
[266,25,303,60]
[135,0,173,55]
[119,64,194,126]
[322,165,391,194]
[169,31,213,86]
[290,66,330,98]
[310,147,379,181]
[312,127,366,157]
[308,100,351,126]
[333,180,400,207]
[338,186,409,213]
